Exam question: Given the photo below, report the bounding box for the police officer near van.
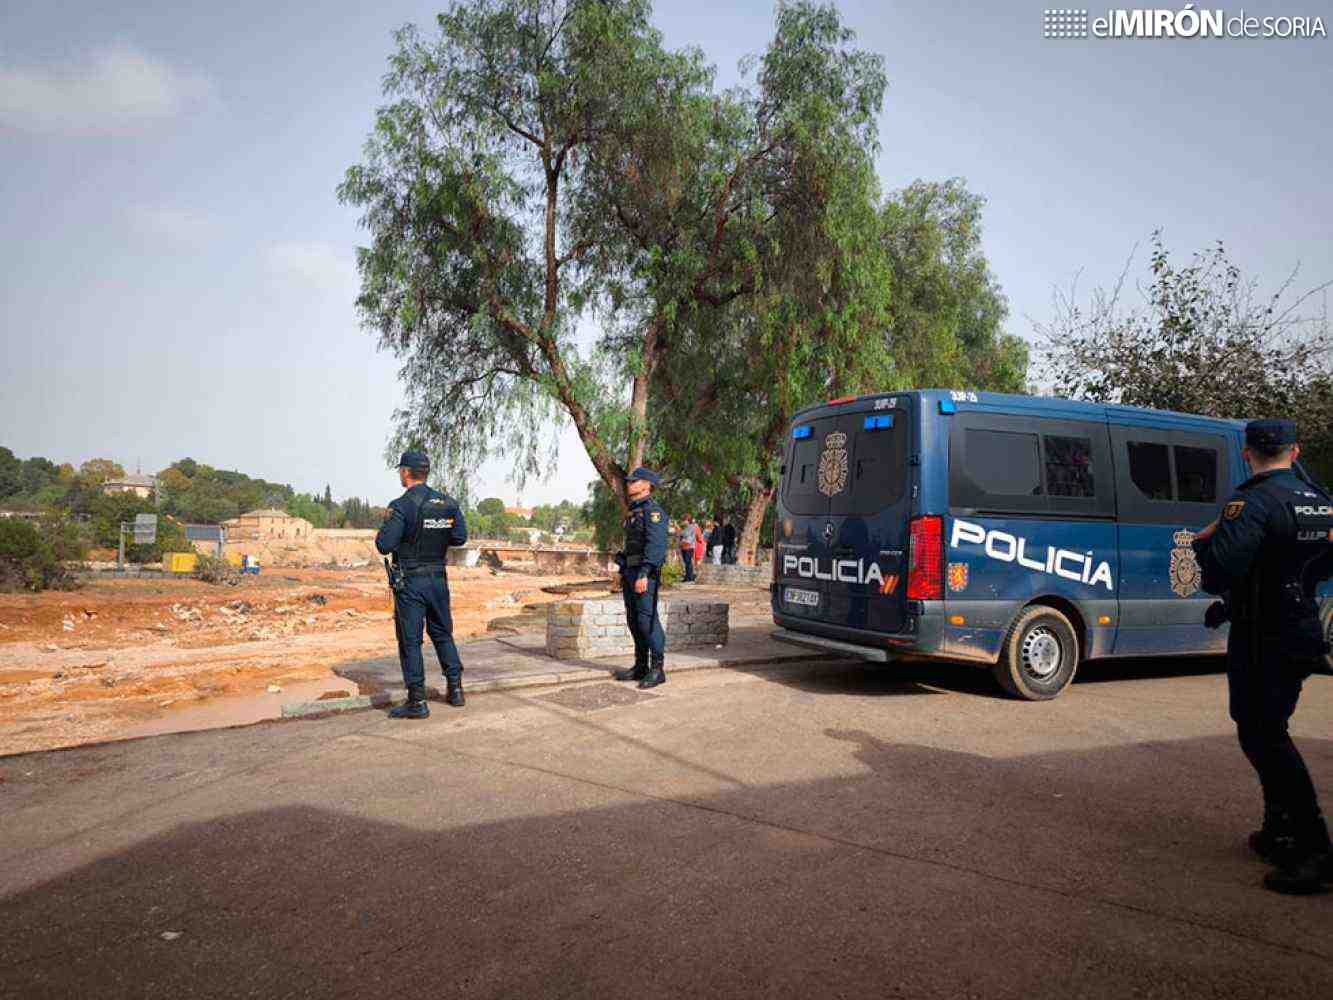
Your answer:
[612,467,668,688]
[375,450,469,719]
[1192,419,1333,894]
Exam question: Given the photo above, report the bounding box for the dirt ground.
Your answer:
[0,565,612,755]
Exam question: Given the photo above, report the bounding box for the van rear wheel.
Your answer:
[992,606,1079,700]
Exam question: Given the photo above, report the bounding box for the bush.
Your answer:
[0,519,81,592]
[193,553,240,585]
[659,559,684,589]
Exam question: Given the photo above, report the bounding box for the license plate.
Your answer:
[784,587,820,608]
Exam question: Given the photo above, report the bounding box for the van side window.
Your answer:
[1128,441,1172,501]
[966,429,1042,496]
[1044,436,1095,498]
[1175,445,1217,502]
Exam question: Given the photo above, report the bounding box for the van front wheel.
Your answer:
[992,606,1079,700]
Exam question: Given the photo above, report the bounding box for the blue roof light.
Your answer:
[792,425,813,439]
[939,399,956,414]
[862,414,894,431]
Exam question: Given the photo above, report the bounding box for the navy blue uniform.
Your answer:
[376,484,469,689]
[1192,467,1333,856]
[618,496,668,663]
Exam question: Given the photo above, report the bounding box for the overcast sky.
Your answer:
[2,1,1329,507]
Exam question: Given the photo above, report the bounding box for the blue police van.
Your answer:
[771,389,1333,700]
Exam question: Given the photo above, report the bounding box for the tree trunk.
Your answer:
[736,484,774,567]
[626,317,664,473]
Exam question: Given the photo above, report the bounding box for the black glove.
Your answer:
[1204,600,1229,630]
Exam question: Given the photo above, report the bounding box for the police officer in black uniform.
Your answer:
[1192,419,1333,894]
[375,450,469,719]
[612,467,668,688]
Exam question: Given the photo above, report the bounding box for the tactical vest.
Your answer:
[394,487,455,572]
[1234,474,1333,632]
[623,504,648,567]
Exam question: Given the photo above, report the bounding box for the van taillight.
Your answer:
[907,515,943,600]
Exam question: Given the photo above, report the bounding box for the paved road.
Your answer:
[2,656,1330,998]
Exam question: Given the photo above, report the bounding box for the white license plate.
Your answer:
[784,587,820,608]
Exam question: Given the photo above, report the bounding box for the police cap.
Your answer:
[397,449,431,470]
[1244,419,1298,451]
[626,466,660,487]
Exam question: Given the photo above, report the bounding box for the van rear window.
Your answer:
[840,412,909,516]
[784,420,832,515]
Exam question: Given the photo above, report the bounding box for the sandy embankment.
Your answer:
[0,565,608,755]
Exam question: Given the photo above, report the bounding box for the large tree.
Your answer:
[340,0,702,507]
[646,0,899,563]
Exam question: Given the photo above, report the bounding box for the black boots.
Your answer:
[638,654,666,689]
[613,659,648,682]
[1259,809,1331,895]
[446,677,465,708]
[1264,851,1332,895]
[389,684,430,719]
[1249,805,1297,864]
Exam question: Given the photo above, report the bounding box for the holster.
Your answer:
[384,557,406,593]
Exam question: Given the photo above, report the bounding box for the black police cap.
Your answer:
[397,449,431,470]
[1245,419,1297,450]
[626,466,660,487]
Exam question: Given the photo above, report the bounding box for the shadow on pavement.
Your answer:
[735,652,1230,701]
[3,730,1330,999]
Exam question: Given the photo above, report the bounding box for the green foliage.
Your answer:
[0,518,81,592]
[881,179,1028,391]
[339,497,390,529]
[582,478,626,553]
[0,447,21,498]
[476,498,506,517]
[1037,231,1333,481]
[340,0,677,493]
[286,494,331,529]
[85,494,191,562]
[156,458,295,525]
[343,0,1029,545]
[658,557,683,589]
[78,459,125,486]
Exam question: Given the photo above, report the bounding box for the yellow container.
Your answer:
[225,552,244,568]
[164,552,199,574]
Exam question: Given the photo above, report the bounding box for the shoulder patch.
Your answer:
[650,511,661,523]
[1224,500,1246,520]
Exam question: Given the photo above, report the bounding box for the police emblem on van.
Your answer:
[818,432,849,498]
[947,563,969,592]
[1169,529,1201,598]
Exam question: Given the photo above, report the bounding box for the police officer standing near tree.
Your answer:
[612,467,668,688]
[375,450,469,719]
[1192,419,1333,894]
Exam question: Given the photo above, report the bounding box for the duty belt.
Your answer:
[401,565,446,578]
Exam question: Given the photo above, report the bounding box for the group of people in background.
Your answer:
[676,512,738,582]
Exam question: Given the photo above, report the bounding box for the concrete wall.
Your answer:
[545,598,728,659]
[693,557,774,588]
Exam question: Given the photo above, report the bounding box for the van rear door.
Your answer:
[775,416,834,621]
[824,402,913,633]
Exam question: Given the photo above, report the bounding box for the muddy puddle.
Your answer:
[118,676,361,741]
